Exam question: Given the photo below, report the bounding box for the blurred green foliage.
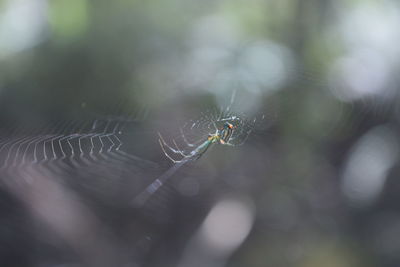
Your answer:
[0,0,399,267]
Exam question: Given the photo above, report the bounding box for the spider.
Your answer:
[158,121,247,163]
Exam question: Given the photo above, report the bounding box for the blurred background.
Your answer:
[1,0,400,266]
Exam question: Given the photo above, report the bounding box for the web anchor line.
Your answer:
[132,160,188,207]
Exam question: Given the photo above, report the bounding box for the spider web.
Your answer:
[0,110,157,181]
[133,99,270,206]
[0,99,271,267]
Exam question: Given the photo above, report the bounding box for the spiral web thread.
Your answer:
[0,112,156,180]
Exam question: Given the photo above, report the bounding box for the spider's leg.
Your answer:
[158,138,183,163]
[172,139,191,157]
[226,129,253,146]
[158,132,186,155]
[180,127,204,147]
